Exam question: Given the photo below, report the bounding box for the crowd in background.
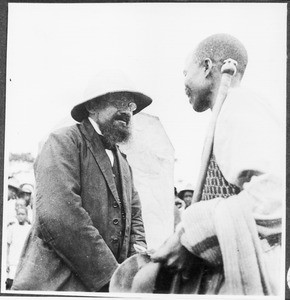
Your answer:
[173,184,194,229]
[5,176,34,289]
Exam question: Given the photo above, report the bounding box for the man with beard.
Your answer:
[151,34,282,295]
[12,72,152,292]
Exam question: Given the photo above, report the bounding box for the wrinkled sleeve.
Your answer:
[35,130,118,291]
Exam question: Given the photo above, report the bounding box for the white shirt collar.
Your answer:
[88,117,102,136]
[88,117,114,166]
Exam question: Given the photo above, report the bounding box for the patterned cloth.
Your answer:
[201,155,240,201]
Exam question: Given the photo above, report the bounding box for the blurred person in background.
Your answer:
[7,177,21,201]
[14,198,26,211]
[178,184,194,208]
[19,183,34,224]
[6,177,22,225]
[6,207,31,290]
[7,189,33,225]
[174,187,186,211]
[174,187,185,211]
[19,183,34,206]
[174,187,185,229]
[14,198,32,225]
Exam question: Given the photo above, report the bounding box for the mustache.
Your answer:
[113,112,131,125]
[99,113,132,146]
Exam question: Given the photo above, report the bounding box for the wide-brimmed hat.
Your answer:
[109,253,161,293]
[8,177,22,192]
[71,70,153,122]
[20,183,34,194]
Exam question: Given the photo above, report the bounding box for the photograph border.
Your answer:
[0,1,288,299]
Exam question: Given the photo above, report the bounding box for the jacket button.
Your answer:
[112,237,118,243]
[113,202,118,208]
[113,219,119,225]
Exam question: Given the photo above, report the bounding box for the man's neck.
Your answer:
[210,78,241,110]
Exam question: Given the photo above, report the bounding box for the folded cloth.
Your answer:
[180,195,280,295]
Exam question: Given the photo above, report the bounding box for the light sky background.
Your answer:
[5,3,287,188]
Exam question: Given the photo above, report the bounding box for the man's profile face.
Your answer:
[183,54,211,112]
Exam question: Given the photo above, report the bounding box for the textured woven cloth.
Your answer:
[201,155,240,201]
[180,195,273,295]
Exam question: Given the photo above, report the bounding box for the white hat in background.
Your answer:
[20,183,34,194]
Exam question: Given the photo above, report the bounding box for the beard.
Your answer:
[99,112,132,148]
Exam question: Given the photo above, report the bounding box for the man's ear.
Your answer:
[203,58,213,77]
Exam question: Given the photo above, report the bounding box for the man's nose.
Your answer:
[120,109,133,116]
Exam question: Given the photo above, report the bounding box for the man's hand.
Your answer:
[150,228,190,272]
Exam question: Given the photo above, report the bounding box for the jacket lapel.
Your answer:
[115,149,131,218]
[79,119,120,204]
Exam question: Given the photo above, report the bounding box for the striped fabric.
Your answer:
[180,154,275,294]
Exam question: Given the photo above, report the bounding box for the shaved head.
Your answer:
[193,33,248,78]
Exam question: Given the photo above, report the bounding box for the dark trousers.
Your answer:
[99,282,109,292]
[6,278,13,290]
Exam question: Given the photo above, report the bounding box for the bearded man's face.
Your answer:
[92,93,136,147]
[98,109,132,147]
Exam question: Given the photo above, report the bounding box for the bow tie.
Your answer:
[99,134,116,151]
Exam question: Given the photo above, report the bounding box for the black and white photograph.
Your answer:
[0,2,287,299]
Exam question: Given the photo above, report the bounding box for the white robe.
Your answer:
[180,87,283,295]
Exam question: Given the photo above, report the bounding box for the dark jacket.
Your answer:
[12,119,146,292]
